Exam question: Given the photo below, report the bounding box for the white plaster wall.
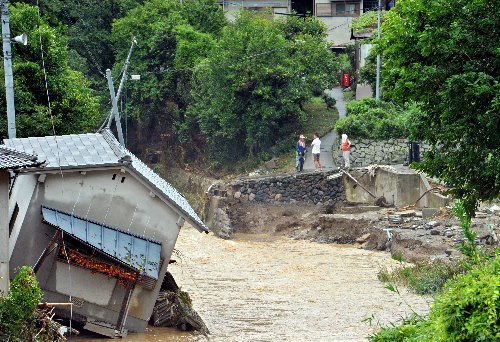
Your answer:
[8,173,37,258]
[10,167,185,325]
[318,16,355,45]
[55,262,116,306]
[360,44,372,68]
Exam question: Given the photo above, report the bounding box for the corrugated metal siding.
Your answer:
[41,206,162,279]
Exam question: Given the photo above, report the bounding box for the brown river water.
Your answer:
[75,226,430,342]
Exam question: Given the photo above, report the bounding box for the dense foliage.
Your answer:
[0,267,43,340]
[334,98,416,140]
[371,254,500,342]
[14,0,144,85]
[375,0,500,216]
[111,0,226,159]
[188,11,337,165]
[351,10,388,34]
[0,3,100,139]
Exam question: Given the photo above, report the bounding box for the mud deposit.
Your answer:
[170,228,431,341]
[75,227,430,342]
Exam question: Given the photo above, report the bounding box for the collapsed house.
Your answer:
[3,128,207,336]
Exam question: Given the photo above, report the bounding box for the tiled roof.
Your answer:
[0,145,44,170]
[42,206,162,279]
[4,130,207,232]
[4,133,121,170]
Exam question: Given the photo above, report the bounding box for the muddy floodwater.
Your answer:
[76,226,431,342]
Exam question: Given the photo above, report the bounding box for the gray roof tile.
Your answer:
[0,145,45,170]
[4,130,207,232]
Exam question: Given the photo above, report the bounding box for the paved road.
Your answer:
[303,86,347,172]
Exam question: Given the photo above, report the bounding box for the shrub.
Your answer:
[378,261,466,295]
[335,98,410,139]
[370,201,500,342]
[0,266,43,340]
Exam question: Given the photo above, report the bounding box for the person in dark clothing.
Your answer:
[296,135,307,171]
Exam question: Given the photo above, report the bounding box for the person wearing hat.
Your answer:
[296,135,307,171]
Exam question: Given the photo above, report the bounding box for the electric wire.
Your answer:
[35,0,74,337]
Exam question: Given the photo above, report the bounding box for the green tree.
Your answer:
[376,0,500,216]
[111,0,224,153]
[189,10,336,165]
[0,3,99,139]
[0,267,43,340]
[15,0,144,83]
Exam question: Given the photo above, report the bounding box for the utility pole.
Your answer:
[106,37,136,146]
[2,0,15,138]
[375,0,381,100]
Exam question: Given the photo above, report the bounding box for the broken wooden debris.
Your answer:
[151,271,209,335]
[151,290,209,335]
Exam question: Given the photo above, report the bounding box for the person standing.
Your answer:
[311,133,323,172]
[296,135,307,171]
[342,134,351,169]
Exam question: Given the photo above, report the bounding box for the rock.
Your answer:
[249,193,256,201]
[430,229,440,235]
[356,233,370,243]
[422,208,439,218]
[234,191,241,199]
[275,193,282,201]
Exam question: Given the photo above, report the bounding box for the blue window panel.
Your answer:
[41,206,162,279]
[146,243,162,278]
[132,237,147,271]
[41,207,57,227]
[87,222,103,249]
[71,216,88,239]
[58,212,78,237]
[102,227,118,256]
[117,234,133,265]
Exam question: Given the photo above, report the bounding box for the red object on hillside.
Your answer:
[343,74,349,87]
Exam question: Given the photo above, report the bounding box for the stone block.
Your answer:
[422,208,439,218]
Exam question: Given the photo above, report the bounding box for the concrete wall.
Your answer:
[336,138,431,167]
[9,168,185,332]
[344,167,450,208]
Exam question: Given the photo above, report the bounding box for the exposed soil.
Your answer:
[227,201,500,263]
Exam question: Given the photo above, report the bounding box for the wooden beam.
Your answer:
[115,276,138,337]
[33,230,62,274]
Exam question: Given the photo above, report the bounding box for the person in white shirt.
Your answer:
[311,133,323,172]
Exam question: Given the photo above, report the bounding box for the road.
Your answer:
[303,86,347,172]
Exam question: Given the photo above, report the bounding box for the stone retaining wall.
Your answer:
[206,171,346,238]
[335,138,431,167]
[212,170,345,205]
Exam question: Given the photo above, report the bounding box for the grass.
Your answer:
[378,260,467,295]
[343,89,356,102]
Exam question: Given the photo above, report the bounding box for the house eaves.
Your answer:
[3,130,208,233]
[0,145,45,170]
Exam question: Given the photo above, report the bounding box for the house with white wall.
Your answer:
[218,0,395,47]
[4,128,207,336]
[0,146,44,296]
